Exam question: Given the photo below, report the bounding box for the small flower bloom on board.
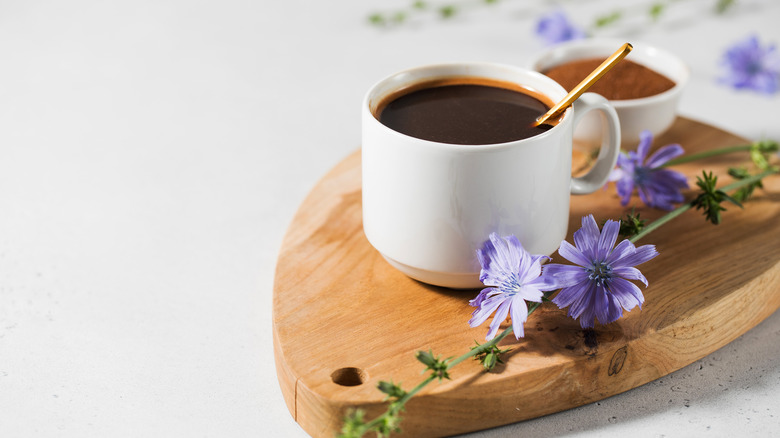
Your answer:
[545,215,659,329]
[535,10,585,45]
[469,233,558,341]
[719,34,780,94]
[609,130,689,210]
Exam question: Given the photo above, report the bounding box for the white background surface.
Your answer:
[1,0,779,437]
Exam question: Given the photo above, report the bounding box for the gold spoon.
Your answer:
[532,42,633,127]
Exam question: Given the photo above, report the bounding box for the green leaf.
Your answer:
[755,139,779,154]
[439,5,457,18]
[338,409,367,438]
[377,380,407,400]
[368,13,386,26]
[728,167,765,203]
[375,411,402,437]
[750,139,779,171]
[471,341,511,371]
[415,350,436,367]
[617,209,646,240]
[416,349,451,380]
[392,11,408,23]
[691,170,743,225]
[715,0,736,14]
[649,3,665,21]
[594,11,622,27]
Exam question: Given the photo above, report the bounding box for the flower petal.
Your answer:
[637,169,689,210]
[557,240,591,268]
[478,233,517,285]
[469,287,492,307]
[607,239,635,265]
[597,220,620,261]
[654,168,690,188]
[608,167,625,183]
[486,299,511,341]
[613,244,659,267]
[636,184,651,207]
[646,144,685,168]
[573,215,601,258]
[543,263,587,289]
[518,285,544,303]
[609,277,645,311]
[636,130,653,162]
[604,293,624,325]
[468,294,505,328]
[751,70,780,94]
[594,286,612,326]
[569,282,600,328]
[506,235,529,271]
[616,176,635,206]
[515,244,542,284]
[612,266,648,286]
[488,233,516,276]
[531,254,551,265]
[535,10,585,45]
[552,280,590,310]
[510,294,529,338]
[476,247,490,280]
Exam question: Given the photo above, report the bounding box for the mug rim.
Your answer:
[362,62,573,150]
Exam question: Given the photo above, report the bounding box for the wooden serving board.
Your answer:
[273,117,780,437]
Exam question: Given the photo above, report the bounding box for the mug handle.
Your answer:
[569,93,621,195]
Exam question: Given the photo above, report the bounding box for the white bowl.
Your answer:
[530,38,689,147]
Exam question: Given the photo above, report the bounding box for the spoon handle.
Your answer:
[533,42,633,127]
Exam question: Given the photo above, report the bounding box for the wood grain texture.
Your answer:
[272,117,780,437]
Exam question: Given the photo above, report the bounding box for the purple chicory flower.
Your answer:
[535,10,585,45]
[609,130,689,210]
[545,215,659,329]
[469,233,558,341]
[719,34,780,94]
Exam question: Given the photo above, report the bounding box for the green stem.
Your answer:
[357,303,544,435]
[450,325,514,367]
[449,301,542,369]
[719,169,776,192]
[629,169,778,243]
[629,203,690,243]
[660,144,751,168]
[358,372,437,433]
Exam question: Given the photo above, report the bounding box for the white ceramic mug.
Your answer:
[362,63,620,289]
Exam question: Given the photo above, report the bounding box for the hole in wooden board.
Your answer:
[331,367,368,386]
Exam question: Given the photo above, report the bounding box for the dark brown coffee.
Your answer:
[375,78,554,145]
